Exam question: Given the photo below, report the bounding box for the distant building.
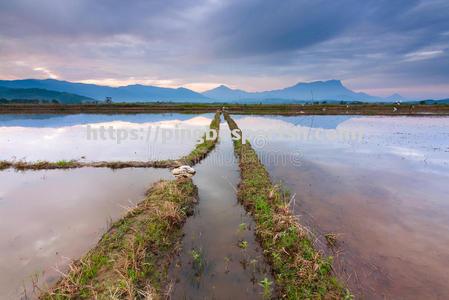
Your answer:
[105,97,113,104]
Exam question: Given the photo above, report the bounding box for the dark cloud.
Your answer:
[202,0,364,55]
[0,0,203,38]
[0,0,448,98]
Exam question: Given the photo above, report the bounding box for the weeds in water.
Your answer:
[259,277,273,299]
[238,240,249,249]
[249,258,258,274]
[238,222,247,232]
[191,249,205,275]
[224,256,231,274]
[191,249,202,264]
[343,288,355,300]
[325,233,338,248]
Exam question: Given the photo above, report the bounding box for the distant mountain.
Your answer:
[436,98,449,104]
[0,79,208,102]
[203,85,251,100]
[414,98,449,104]
[385,93,409,102]
[203,80,398,102]
[0,86,93,104]
[0,78,414,103]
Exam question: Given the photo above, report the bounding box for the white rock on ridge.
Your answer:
[172,165,196,178]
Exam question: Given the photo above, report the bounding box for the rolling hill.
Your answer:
[0,86,94,104]
[0,79,208,102]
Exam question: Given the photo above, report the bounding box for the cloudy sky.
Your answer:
[1,0,448,98]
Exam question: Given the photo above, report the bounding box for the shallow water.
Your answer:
[0,113,212,162]
[0,167,170,299]
[168,121,273,299]
[235,115,449,299]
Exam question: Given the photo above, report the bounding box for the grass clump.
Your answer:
[224,112,350,299]
[180,110,221,166]
[190,249,205,275]
[238,222,247,232]
[238,240,249,249]
[259,277,273,299]
[40,178,198,299]
[54,160,78,168]
[324,233,338,248]
[0,160,12,170]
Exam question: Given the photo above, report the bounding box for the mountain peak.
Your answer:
[327,79,343,86]
[203,84,248,99]
[389,93,402,98]
[215,84,232,90]
[292,79,343,88]
[386,93,408,101]
[202,79,385,102]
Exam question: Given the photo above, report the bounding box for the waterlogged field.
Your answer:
[234,115,449,299]
[0,113,211,298]
[1,112,448,299]
[0,113,213,162]
[0,167,171,299]
[169,124,273,299]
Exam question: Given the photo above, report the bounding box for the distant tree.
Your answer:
[419,100,426,105]
[10,99,39,104]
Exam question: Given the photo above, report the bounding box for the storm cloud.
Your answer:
[0,0,448,98]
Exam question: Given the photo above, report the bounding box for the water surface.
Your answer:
[0,113,212,162]
[0,167,170,299]
[235,115,449,299]
[169,121,273,299]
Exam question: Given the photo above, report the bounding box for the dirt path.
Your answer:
[168,120,274,299]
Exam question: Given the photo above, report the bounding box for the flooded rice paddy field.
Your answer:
[169,123,273,299]
[0,167,171,299]
[235,115,449,299]
[1,113,449,299]
[0,113,213,162]
[0,113,212,298]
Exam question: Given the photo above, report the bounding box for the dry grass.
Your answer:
[224,112,351,299]
[0,160,12,170]
[40,178,198,299]
[324,233,339,248]
[1,160,178,171]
